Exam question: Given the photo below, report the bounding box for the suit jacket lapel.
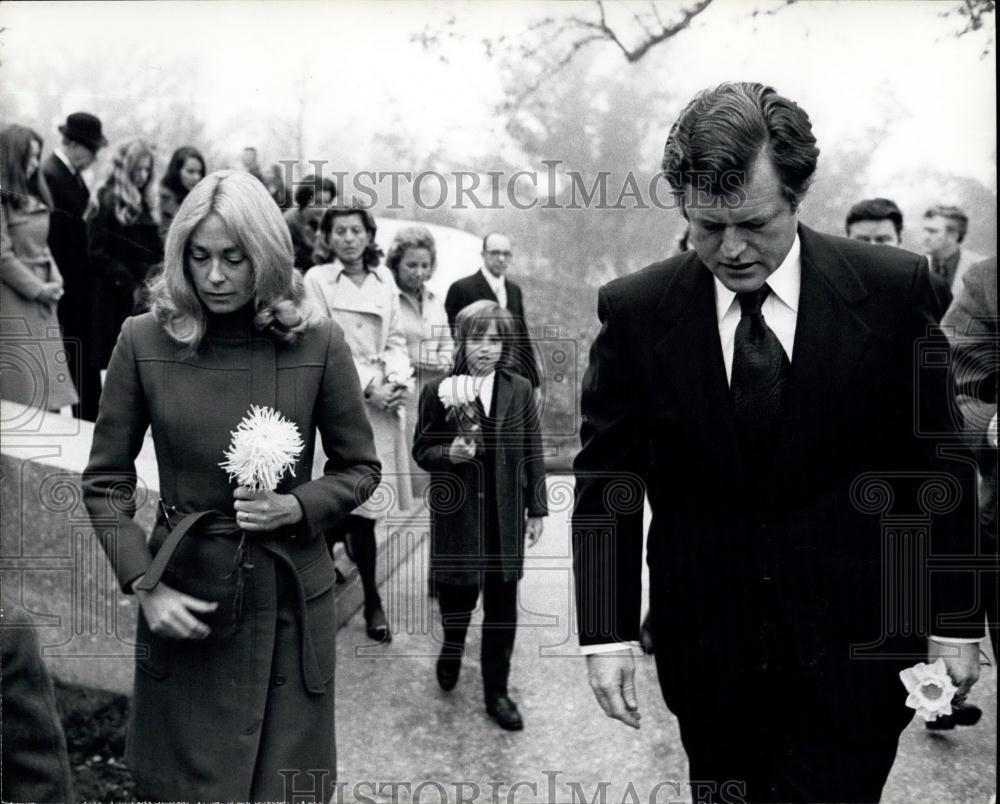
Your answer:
[472,270,499,304]
[653,253,736,455]
[778,225,871,456]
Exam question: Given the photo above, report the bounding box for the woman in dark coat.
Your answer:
[413,300,547,730]
[158,145,205,241]
[88,138,163,365]
[82,169,380,802]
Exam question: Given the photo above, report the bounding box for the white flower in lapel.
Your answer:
[219,405,305,492]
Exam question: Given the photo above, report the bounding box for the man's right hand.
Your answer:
[134,579,218,640]
[586,648,641,729]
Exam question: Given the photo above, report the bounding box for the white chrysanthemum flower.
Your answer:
[438,375,480,409]
[219,405,305,492]
[899,658,958,721]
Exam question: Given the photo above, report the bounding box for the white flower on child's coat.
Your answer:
[219,405,305,492]
[899,658,958,721]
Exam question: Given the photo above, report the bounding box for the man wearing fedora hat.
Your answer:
[43,112,107,420]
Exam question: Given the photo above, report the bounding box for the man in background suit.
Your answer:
[845,197,952,318]
[445,232,540,387]
[921,204,985,294]
[573,82,981,803]
[42,112,106,420]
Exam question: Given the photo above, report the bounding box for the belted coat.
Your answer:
[82,307,380,801]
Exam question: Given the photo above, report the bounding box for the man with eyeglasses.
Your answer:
[445,232,540,387]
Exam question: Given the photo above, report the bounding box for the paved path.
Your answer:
[333,477,996,803]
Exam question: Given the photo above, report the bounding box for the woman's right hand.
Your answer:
[134,578,218,639]
[367,381,407,412]
[37,281,64,304]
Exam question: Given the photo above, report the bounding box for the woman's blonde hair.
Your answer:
[149,169,317,351]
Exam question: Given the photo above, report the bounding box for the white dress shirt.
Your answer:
[54,148,77,175]
[480,266,508,309]
[476,371,495,414]
[715,234,800,383]
[581,234,977,654]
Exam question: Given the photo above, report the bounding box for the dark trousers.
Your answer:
[656,638,908,804]
[437,573,518,700]
[324,514,381,613]
[61,329,101,421]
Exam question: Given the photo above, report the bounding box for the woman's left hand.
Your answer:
[525,516,545,548]
[233,487,304,532]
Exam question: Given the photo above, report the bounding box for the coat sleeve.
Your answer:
[87,197,129,284]
[82,317,153,593]
[572,285,647,646]
[0,204,46,300]
[0,611,76,803]
[902,263,984,639]
[522,379,548,517]
[412,381,453,472]
[444,282,463,333]
[511,285,541,387]
[288,321,382,537]
[380,275,413,383]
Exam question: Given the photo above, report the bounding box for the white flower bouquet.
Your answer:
[438,374,484,450]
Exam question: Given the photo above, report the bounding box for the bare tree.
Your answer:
[415,0,994,108]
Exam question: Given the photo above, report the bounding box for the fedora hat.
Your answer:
[58,112,108,151]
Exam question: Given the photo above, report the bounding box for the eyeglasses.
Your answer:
[486,250,512,258]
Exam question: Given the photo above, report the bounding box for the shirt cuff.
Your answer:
[579,641,639,655]
[929,635,983,644]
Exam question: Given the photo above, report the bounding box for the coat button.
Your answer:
[274,675,287,686]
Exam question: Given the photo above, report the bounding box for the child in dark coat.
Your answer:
[413,300,548,730]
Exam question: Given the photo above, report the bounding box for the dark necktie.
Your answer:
[731,284,789,435]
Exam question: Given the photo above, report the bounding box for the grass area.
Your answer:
[53,679,135,802]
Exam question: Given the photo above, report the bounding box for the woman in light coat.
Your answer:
[304,204,414,642]
[0,124,78,411]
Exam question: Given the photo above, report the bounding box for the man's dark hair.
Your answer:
[924,205,969,243]
[294,175,337,210]
[845,198,903,237]
[661,82,819,209]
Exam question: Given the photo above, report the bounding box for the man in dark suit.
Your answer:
[573,83,981,803]
[845,197,952,319]
[445,233,540,387]
[42,112,107,420]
